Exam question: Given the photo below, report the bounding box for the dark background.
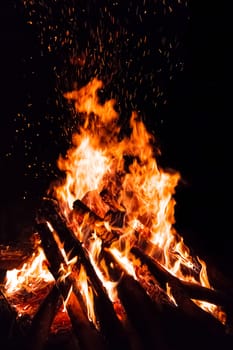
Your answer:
[0,1,231,278]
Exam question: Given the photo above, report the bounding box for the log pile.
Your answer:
[1,197,233,350]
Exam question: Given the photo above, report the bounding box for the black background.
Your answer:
[0,1,231,279]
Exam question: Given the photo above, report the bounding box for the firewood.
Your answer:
[25,284,62,350]
[36,222,107,350]
[131,246,232,309]
[117,273,170,350]
[75,198,232,310]
[37,199,131,350]
[0,243,33,270]
[102,249,174,350]
[73,199,119,245]
[72,199,233,321]
[0,290,20,349]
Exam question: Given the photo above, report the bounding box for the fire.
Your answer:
[4,77,225,327]
[48,77,224,322]
[4,238,54,317]
[5,243,53,296]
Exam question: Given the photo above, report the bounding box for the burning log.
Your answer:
[0,243,33,270]
[37,199,132,350]
[0,290,19,348]
[72,199,120,246]
[74,198,232,313]
[117,273,170,350]
[36,217,129,349]
[102,249,170,350]
[36,222,107,350]
[73,198,233,334]
[35,196,233,347]
[131,246,232,312]
[25,284,62,350]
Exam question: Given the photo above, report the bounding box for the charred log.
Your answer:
[131,246,232,310]
[25,284,62,350]
[0,243,34,270]
[72,199,233,325]
[0,290,20,349]
[104,249,170,349]
[73,199,120,246]
[73,199,232,312]
[36,222,107,350]
[117,273,169,350]
[36,218,130,350]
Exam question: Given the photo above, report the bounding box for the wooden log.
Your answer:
[131,246,232,310]
[0,290,20,349]
[102,249,171,350]
[36,222,107,350]
[73,199,232,307]
[37,199,131,350]
[25,284,62,350]
[117,273,169,350]
[72,199,233,322]
[0,243,33,270]
[72,199,120,246]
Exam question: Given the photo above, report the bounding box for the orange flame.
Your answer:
[49,77,225,322]
[4,77,225,325]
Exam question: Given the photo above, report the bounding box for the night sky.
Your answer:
[0,1,231,277]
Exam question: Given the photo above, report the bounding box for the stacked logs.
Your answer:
[1,197,233,350]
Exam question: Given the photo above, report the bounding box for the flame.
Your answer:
[49,77,225,322]
[5,245,53,295]
[77,264,97,327]
[4,239,54,317]
[4,77,225,326]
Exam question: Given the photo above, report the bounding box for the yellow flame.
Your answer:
[6,78,225,325]
[77,265,97,327]
[5,246,53,295]
[48,78,226,322]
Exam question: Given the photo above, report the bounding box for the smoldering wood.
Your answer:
[36,222,107,350]
[74,198,125,228]
[35,197,233,348]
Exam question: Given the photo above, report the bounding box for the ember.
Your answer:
[1,78,233,350]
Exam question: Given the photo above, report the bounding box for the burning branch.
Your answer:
[36,205,131,350]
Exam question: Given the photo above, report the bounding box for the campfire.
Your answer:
[1,78,233,350]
